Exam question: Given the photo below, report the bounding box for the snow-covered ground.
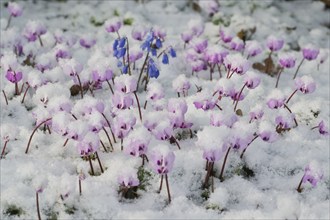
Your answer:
[1,0,329,219]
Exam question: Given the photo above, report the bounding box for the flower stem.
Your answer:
[217,63,222,78]
[63,138,69,147]
[203,161,213,188]
[2,90,8,105]
[5,15,12,30]
[76,74,84,99]
[126,37,132,75]
[165,174,171,203]
[137,52,149,90]
[143,100,147,110]
[121,138,123,151]
[134,92,143,121]
[293,58,304,79]
[283,104,298,127]
[102,127,113,151]
[240,135,259,159]
[275,67,284,88]
[234,83,246,112]
[25,118,52,154]
[21,84,30,104]
[219,147,231,182]
[15,82,19,96]
[88,155,95,176]
[286,89,298,104]
[101,113,116,144]
[100,140,107,152]
[79,179,82,196]
[38,35,43,47]
[158,175,164,193]
[1,140,9,159]
[296,174,304,193]
[36,192,42,220]
[106,80,114,95]
[170,136,181,150]
[95,151,104,173]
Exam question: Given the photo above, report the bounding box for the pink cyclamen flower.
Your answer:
[191,60,207,72]
[279,53,296,69]
[150,145,175,174]
[204,47,228,65]
[105,18,122,33]
[317,120,329,135]
[194,91,217,111]
[125,138,149,157]
[214,78,235,97]
[76,132,100,156]
[224,53,250,75]
[153,26,167,40]
[79,35,96,49]
[152,120,173,140]
[210,111,238,128]
[220,28,234,43]
[245,40,262,58]
[113,110,136,139]
[146,81,165,101]
[8,2,23,17]
[266,35,284,52]
[258,121,278,142]
[131,25,147,41]
[275,112,296,130]
[192,39,208,54]
[181,30,194,44]
[129,46,143,62]
[302,161,323,187]
[199,0,219,15]
[60,58,83,77]
[203,148,223,162]
[249,105,264,122]
[23,20,47,42]
[114,75,137,94]
[5,69,22,83]
[118,171,140,187]
[172,74,191,95]
[267,90,286,109]
[229,37,244,52]
[302,44,319,61]
[294,76,316,94]
[188,19,204,37]
[244,71,261,89]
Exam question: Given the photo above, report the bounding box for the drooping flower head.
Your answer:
[114,74,137,94]
[294,76,316,94]
[229,37,244,52]
[267,89,286,109]
[279,53,296,69]
[245,40,262,57]
[124,127,151,157]
[150,144,175,174]
[244,71,261,89]
[302,44,319,61]
[220,28,234,43]
[302,161,323,187]
[105,17,122,33]
[79,34,96,49]
[258,121,278,142]
[131,25,147,41]
[8,2,23,17]
[224,53,250,75]
[146,80,165,101]
[192,38,208,54]
[76,132,100,156]
[266,35,284,52]
[23,20,47,42]
[172,74,191,95]
[5,69,22,83]
[188,18,205,37]
[118,169,140,187]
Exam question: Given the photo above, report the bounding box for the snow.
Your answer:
[1,0,329,219]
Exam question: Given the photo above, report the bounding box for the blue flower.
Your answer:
[117,61,123,67]
[119,37,126,48]
[122,65,128,74]
[116,48,126,58]
[169,48,176,58]
[148,58,160,78]
[141,31,154,51]
[155,39,162,49]
[162,53,169,64]
[151,48,157,56]
[113,39,119,50]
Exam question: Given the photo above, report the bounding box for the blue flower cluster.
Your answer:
[113,37,129,74]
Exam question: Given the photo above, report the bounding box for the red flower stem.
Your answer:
[226,68,231,78]
[76,74,84,99]
[171,136,181,150]
[283,104,298,127]
[102,127,113,151]
[121,138,123,151]
[25,118,52,154]
[46,125,51,135]
[36,192,42,220]
[1,140,9,159]
[134,92,143,121]
[101,113,116,143]
[38,35,43,47]
[100,140,108,152]
[158,174,164,193]
[20,83,25,94]
[5,14,12,30]
[137,52,149,90]
[296,174,304,193]
[106,80,114,95]
[79,179,82,196]
[95,151,104,173]
[234,83,247,112]
[219,147,231,182]
[143,100,147,110]
[165,174,171,203]
[189,129,193,138]
[63,138,69,147]
[177,92,180,98]
[88,155,95,175]
[228,70,236,79]
[275,67,284,88]
[240,135,259,159]
[209,65,214,81]
[286,89,298,104]
[15,82,19,96]
[217,63,222,78]
[311,126,319,130]
[203,161,213,188]
[215,104,223,111]
[21,84,30,104]
[293,58,305,79]
[2,90,8,105]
